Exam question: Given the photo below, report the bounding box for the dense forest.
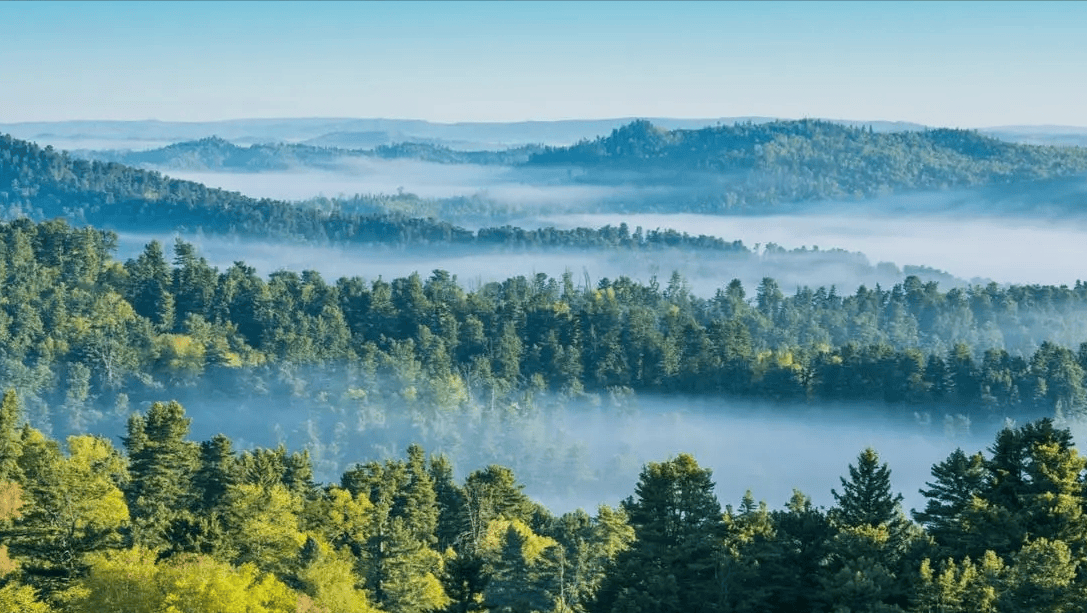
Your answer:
[0,132,972,293]
[0,132,821,248]
[2,390,1087,612]
[7,127,1087,610]
[0,217,1084,481]
[41,118,1087,219]
[528,119,1087,210]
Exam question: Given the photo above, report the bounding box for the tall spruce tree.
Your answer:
[913,448,988,557]
[831,447,904,529]
[122,401,199,551]
[594,454,724,613]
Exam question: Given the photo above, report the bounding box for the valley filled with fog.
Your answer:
[92,128,1087,522]
[11,3,1087,609]
[9,117,1087,523]
[144,154,1087,288]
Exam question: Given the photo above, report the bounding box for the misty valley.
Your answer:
[5,118,1087,612]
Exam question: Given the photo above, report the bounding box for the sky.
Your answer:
[1,1,1085,128]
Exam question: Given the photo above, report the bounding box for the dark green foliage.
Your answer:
[122,401,199,551]
[6,385,1087,611]
[80,137,542,171]
[5,215,1087,482]
[913,448,988,555]
[832,447,905,529]
[595,454,724,613]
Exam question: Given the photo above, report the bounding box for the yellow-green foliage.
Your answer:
[154,334,207,378]
[0,481,22,577]
[295,542,379,613]
[479,518,559,564]
[61,435,129,533]
[0,582,53,613]
[308,487,375,546]
[67,547,299,613]
[224,483,307,577]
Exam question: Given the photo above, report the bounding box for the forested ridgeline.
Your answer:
[2,392,1087,613]
[2,217,1087,430]
[2,131,834,250]
[528,119,1087,210]
[75,137,544,171]
[10,123,1087,234]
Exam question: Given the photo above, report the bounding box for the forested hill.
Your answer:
[526,119,1087,208]
[76,137,543,171]
[0,133,727,248]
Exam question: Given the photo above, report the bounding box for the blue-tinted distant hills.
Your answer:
[0,116,926,151]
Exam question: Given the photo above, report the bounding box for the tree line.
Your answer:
[1,131,818,249]
[2,391,1087,612]
[2,217,1087,439]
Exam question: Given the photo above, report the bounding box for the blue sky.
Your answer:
[2,1,1084,127]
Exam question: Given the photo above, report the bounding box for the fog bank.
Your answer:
[523,212,1087,287]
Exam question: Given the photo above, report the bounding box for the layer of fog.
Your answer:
[162,162,513,201]
[113,230,960,305]
[72,381,1011,517]
[156,162,703,217]
[516,399,1006,516]
[518,212,1087,287]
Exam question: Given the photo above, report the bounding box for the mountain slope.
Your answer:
[526,119,1087,210]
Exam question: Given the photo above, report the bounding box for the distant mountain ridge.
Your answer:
[6,115,1086,153]
[523,119,1087,210]
[74,137,543,171]
[0,116,929,151]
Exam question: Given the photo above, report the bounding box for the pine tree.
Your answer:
[430,454,468,551]
[12,432,128,596]
[484,523,557,613]
[831,447,905,529]
[341,450,449,613]
[122,401,199,551]
[192,434,239,513]
[595,454,724,613]
[0,390,24,482]
[913,448,987,557]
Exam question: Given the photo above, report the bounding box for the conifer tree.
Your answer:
[595,454,724,613]
[0,391,23,483]
[832,447,905,529]
[913,448,987,557]
[122,401,199,551]
[484,523,557,613]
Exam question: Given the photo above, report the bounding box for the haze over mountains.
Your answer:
[5,115,1086,153]
[5,115,1087,289]
[6,119,1087,612]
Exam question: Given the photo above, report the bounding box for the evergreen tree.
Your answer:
[0,390,24,482]
[832,447,905,530]
[484,522,558,613]
[595,454,724,613]
[122,401,199,551]
[913,448,987,557]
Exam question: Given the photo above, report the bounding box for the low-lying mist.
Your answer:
[142,155,1087,289]
[113,230,960,303]
[162,161,511,201]
[519,211,1087,287]
[159,161,649,214]
[73,380,1008,517]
